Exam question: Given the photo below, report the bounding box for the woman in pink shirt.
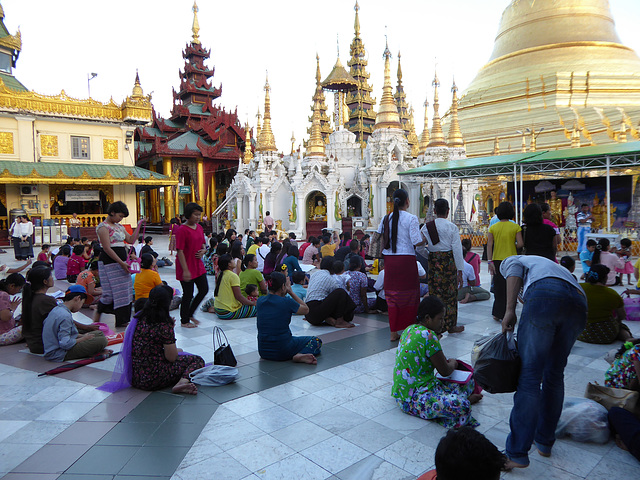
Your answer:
[175,203,208,328]
[592,238,624,286]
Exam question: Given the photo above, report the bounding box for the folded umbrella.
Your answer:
[38,351,119,377]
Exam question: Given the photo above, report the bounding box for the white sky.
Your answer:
[3,0,640,151]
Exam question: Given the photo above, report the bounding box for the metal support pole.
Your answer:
[606,156,611,232]
[449,171,453,212]
[513,164,518,224]
[520,164,524,225]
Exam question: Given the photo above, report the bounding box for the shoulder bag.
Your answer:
[585,382,639,413]
[213,326,237,367]
[369,214,390,259]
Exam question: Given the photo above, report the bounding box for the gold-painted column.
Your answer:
[163,157,174,220]
[148,164,159,223]
[136,191,141,219]
[197,158,205,209]
[211,172,217,211]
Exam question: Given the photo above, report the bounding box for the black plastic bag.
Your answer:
[473,332,521,393]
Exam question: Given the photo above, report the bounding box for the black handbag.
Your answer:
[213,326,237,367]
[19,240,30,248]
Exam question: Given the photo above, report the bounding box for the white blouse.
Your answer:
[377,210,422,256]
[421,218,464,271]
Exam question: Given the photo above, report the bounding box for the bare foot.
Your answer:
[99,349,114,357]
[448,326,465,333]
[190,317,201,325]
[459,293,471,304]
[334,318,355,328]
[181,322,197,328]
[493,316,502,322]
[293,353,317,364]
[390,332,400,341]
[469,393,483,404]
[172,378,198,395]
[503,459,528,471]
[89,305,98,310]
[207,307,216,313]
[615,434,629,451]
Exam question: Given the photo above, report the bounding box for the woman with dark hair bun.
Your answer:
[257,272,320,363]
[521,203,557,261]
[377,188,424,340]
[591,238,624,286]
[578,264,631,344]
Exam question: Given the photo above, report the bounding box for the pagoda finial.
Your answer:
[428,70,447,147]
[337,34,340,59]
[316,53,321,85]
[306,98,326,157]
[243,123,254,164]
[354,1,360,37]
[255,108,262,148]
[397,51,403,84]
[131,69,144,98]
[418,97,430,154]
[447,77,465,148]
[191,1,201,45]
[492,137,500,155]
[256,73,277,152]
[291,131,296,155]
[374,38,402,131]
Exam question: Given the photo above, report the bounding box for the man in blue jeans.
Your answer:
[500,255,587,469]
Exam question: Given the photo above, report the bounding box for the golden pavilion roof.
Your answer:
[455,0,640,157]
[321,57,358,92]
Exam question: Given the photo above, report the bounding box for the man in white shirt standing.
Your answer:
[421,198,465,333]
[256,236,270,273]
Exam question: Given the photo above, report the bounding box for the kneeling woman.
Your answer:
[132,286,205,394]
[257,272,321,364]
[203,255,257,319]
[392,296,481,429]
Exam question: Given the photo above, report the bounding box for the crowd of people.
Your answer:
[1,191,639,471]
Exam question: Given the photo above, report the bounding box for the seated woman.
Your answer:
[263,242,282,276]
[257,272,320,364]
[42,285,109,361]
[202,237,218,276]
[53,245,71,280]
[392,296,482,429]
[579,264,632,344]
[0,273,26,346]
[76,262,103,308]
[592,238,624,286]
[346,256,377,314]
[605,339,640,391]
[239,254,267,297]
[134,254,163,301]
[283,245,303,279]
[131,285,205,394]
[202,255,257,319]
[305,256,356,328]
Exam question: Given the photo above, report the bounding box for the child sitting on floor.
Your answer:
[245,284,259,302]
[290,271,307,301]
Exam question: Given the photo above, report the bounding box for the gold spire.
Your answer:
[427,71,447,147]
[374,39,402,130]
[255,108,262,148]
[290,131,296,155]
[354,1,360,37]
[191,1,201,45]
[492,137,500,155]
[418,98,430,154]
[407,106,420,157]
[447,78,464,148]
[131,70,144,98]
[243,123,253,164]
[256,74,277,152]
[307,54,332,142]
[306,98,326,157]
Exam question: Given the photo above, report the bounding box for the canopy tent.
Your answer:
[399,141,640,227]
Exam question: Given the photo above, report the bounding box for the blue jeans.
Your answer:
[506,278,587,465]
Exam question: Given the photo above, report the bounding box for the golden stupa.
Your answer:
[454,0,640,157]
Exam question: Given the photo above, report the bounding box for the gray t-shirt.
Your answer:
[500,255,584,298]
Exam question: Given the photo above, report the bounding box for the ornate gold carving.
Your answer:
[40,135,58,156]
[0,132,14,154]
[0,28,21,53]
[103,139,119,159]
[0,78,152,123]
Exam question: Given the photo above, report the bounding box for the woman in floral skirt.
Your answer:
[392,296,482,429]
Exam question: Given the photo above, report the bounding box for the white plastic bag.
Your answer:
[189,365,239,386]
[555,397,610,444]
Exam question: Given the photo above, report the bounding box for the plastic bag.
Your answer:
[189,365,239,386]
[556,397,610,444]
[471,332,499,366]
[623,295,640,321]
[472,332,521,393]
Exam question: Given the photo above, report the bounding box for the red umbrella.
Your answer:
[38,351,118,377]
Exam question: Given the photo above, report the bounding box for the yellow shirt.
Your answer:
[370,259,380,275]
[247,244,259,256]
[214,271,242,312]
[635,257,640,287]
[489,221,522,261]
[321,243,336,257]
[134,269,162,300]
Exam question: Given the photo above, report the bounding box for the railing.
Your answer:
[50,214,107,228]
[212,192,235,235]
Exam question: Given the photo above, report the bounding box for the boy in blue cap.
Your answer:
[42,285,109,361]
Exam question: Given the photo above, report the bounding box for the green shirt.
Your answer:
[239,268,265,297]
[581,282,623,325]
[392,324,442,401]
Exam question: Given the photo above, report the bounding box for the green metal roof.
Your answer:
[167,131,207,152]
[400,142,640,179]
[0,160,171,181]
[0,72,27,92]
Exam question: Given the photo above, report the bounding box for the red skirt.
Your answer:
[383,255,420,332]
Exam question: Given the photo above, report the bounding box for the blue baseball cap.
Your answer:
[65,284,93,304]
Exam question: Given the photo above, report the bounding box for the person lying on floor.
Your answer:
[42,285,110,362]
[257,272,320,364]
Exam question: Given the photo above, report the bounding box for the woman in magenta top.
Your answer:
[175,203,208,328]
